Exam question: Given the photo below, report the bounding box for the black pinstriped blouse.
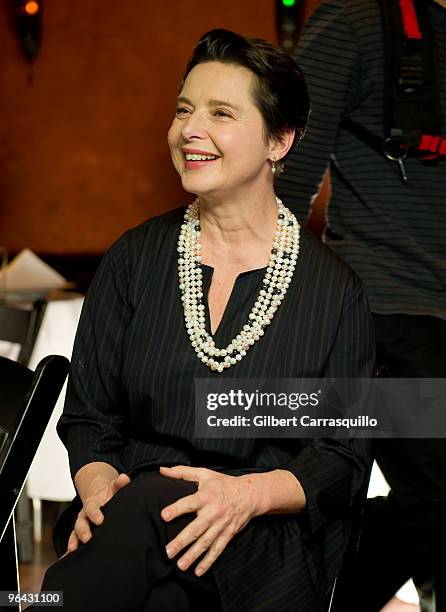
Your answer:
[58,206,374,611]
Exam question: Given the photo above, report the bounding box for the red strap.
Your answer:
[419,134,434,150]
[428,136,440,151]
[398,0,422,40]
[418,134,446,158]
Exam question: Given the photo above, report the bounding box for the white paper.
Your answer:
[0,248,68,293]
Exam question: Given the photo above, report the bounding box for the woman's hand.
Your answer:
[159,465,266,577]
[66,472,131,554]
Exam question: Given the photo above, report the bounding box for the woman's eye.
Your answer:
[175,107,190,117]
[214,109,232,118]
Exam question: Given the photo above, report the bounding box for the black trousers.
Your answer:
[333,314,446,611]
[35,472,222,611]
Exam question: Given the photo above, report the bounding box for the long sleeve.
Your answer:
[276,0,361,223]
[57,232,134,479]
[281,273,375,536]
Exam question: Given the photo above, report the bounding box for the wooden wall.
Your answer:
[0,0,323,255]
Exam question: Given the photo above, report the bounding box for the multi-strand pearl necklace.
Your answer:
[178,196,300,372]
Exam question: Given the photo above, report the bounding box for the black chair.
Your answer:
[326,367,388,611]
[0,300,47,563]
[0,300,47,366]
[325,449,375,611]
[0,355,69,611]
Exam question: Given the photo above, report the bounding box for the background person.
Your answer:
[277,1,446,609]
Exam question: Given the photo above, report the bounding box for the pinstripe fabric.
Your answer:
[277,0,446,320]
[58,206,374,610]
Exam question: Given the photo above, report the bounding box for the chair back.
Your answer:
[327,366,388,610]
[0,355,69,543]
[323,443,375,611]
[0,300,46,366]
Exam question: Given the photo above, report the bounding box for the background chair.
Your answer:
[326,447,375,611]
[0,355,69,611]
[0,300,46,367]
[323,368,390,611]
[326,366,388,611]
[0,300,47,563]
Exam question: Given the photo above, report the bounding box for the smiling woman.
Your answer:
[169,62,275,202]
[168,29,308,205]
[32,29,374,612]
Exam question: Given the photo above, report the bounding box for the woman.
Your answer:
[38,29,374,611]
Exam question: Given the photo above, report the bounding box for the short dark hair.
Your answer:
[182,28,310,155]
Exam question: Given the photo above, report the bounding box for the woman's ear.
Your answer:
[269,128,296,162]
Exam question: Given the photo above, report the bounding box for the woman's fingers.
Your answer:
[165,514,209,559]
[161,471,254,576]
[84,499,105,526]
[68,475,130,553]
[161,491,201,522]
[74,516,92,544]
[193,531,232,576]
[74,503,103,544]
[174,523,223,573]
[168,519,232,575]
[111,473,131,495]
[159,465,206,483]
[66,529,79,553]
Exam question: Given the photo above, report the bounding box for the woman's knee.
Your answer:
[124,472,196,508]
[101,472,196,523]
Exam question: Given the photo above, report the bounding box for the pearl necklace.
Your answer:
[178,196,300,372]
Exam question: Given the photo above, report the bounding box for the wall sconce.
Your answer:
[15,0,43,62]
[276,0,303,54]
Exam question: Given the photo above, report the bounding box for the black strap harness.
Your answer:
[340,0,445,182]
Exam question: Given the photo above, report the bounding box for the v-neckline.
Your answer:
[201,263,267,340]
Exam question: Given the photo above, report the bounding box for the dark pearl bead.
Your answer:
[278,214,285,219]
[195,225,200,232]
[288,221,294,226]
[271,248,277,254]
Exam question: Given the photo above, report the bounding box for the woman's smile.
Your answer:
[182,147,221,170]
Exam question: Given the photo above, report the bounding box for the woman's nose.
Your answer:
[181,111,207,140]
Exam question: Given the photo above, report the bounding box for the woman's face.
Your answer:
[168,61,272,200]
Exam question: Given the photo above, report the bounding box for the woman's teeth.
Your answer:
[185,154,218,161]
